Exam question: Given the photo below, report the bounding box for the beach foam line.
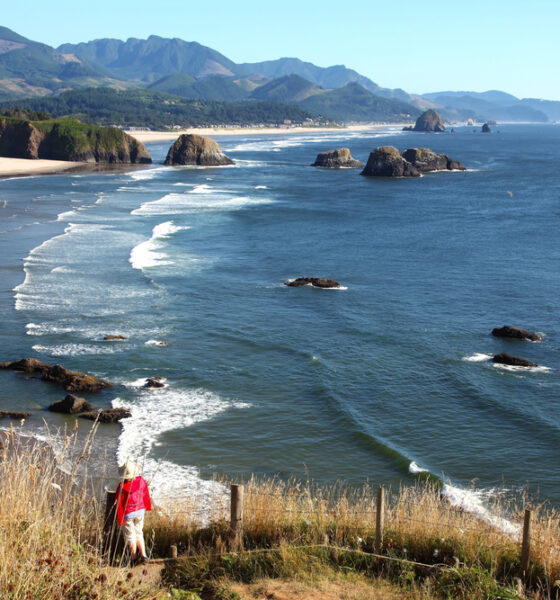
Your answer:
[441,483,520,538]
[128,166,167,181]
[31,343,126,357]
[112,386,250,504]
[129,220,188,270]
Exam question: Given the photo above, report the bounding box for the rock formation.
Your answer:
[361,146,465,177]
[284,277,342,289]
[0,410,31,419]
[409,109,446,132]
[492,353,538,367]
[401,148,466,172]
[311,148,363,168]
[103,334,127,340]
[360,146,420,177]
[491,326,540,342]
[144,377,165,388]
[0,358,113,393]
[164,134,234,166]
[48,394,94,414]
[0,117,152,163]
[80,408,132,423]
[481,123,491,133]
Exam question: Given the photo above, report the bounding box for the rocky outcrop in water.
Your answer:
[401,148,466,172]
[48,394,94,415]
[79,408,131,423]
[164,134,234,166]
[0,117,152,163]
[361,146,465,177]
[103,334,127,341]
[0,358,113,393]
[482,123,491,133]
[403,110,446,132]
[144,377,165,388]
[284,277,342,289]
[360,146,420,177]
[311,148,363,168]
[492,353,538,367]
[0,410,31,419]
[491,326,540,342]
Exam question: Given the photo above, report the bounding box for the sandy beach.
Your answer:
[0,157,85,179]
[127,123,407,143]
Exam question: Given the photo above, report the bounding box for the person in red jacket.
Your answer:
[115,461,152,564]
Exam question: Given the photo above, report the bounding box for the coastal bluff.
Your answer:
[0,116,152,163]
[164,134,234,166]
[361,146,465,177]
[312,148,363,168]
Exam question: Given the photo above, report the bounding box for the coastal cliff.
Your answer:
[0,116,152,163]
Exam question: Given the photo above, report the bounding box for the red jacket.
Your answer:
[115,476,152,526]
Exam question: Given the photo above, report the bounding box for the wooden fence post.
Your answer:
[520,507,532,581]
[169,544,178,559]
[375,486,384,552]
[230,484,244,549]
[103,490,118,563]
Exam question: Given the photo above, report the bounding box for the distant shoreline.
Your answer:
[126,123,408,143]
[0,124,407,179]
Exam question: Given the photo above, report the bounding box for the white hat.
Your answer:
[120,461,138,481]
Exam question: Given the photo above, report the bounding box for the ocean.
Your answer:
[1,124,559,514]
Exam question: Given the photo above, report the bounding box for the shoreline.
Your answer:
[126,123,408,143]
[0,157,87,179]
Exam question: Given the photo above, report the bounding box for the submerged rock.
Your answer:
[492,353,538,367]
[48,394,94,415]
[285,277,342,289]
[0,358,113,393]
[0,410,31,419]
[79,408,131,423]
[164,134,234,166]
[311,148,364,168]
[360,146,420,177]
[103,334,127,341]
[491,326,540,342]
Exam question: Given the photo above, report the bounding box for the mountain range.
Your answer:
[0,26,558,124]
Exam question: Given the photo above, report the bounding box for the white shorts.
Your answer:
[122,513,145,546]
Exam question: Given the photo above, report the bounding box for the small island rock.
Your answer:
[285,277,342,289]
[144,377,165,388]
[164,134,234,166]
[0,358,113,393]
[491,326,541,342]
[481,123,491,133]
[402,148,466,172]
[411,109,446,132]
[79,408,132,423]
[492,353,538,367]
[48,394,94,415]
[312,148,364,169]
[361,146,420,177]
[0,410,31,419]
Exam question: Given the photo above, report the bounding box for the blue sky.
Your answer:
[6,0,560,100]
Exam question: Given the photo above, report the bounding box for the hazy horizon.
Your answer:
[4,0,560,101]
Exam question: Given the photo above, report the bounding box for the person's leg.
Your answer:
[134,515,147,559]
[123,519,138,562]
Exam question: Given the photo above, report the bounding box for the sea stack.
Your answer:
[482,123,491,133]
[491,326,541,342]
[401,148,465,172]
[360,146,420,177]
[312,148,364,168]
[164,134,234,166]
[412,109,446,132]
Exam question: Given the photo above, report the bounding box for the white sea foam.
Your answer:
[112,387,249,503]
[408,461,429,474]
[50,266,73,274]
[31,343,125,356]
[442,483,520,538]
[462,353,493,362]
[145,339,169,347]
[128,167,167,181]
[254,185,268,189]
[129,220,188,270]
[493,363,551,373]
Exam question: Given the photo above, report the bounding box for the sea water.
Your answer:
[0,124,559,511]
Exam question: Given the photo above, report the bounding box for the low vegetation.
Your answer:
[1,424,559,599]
